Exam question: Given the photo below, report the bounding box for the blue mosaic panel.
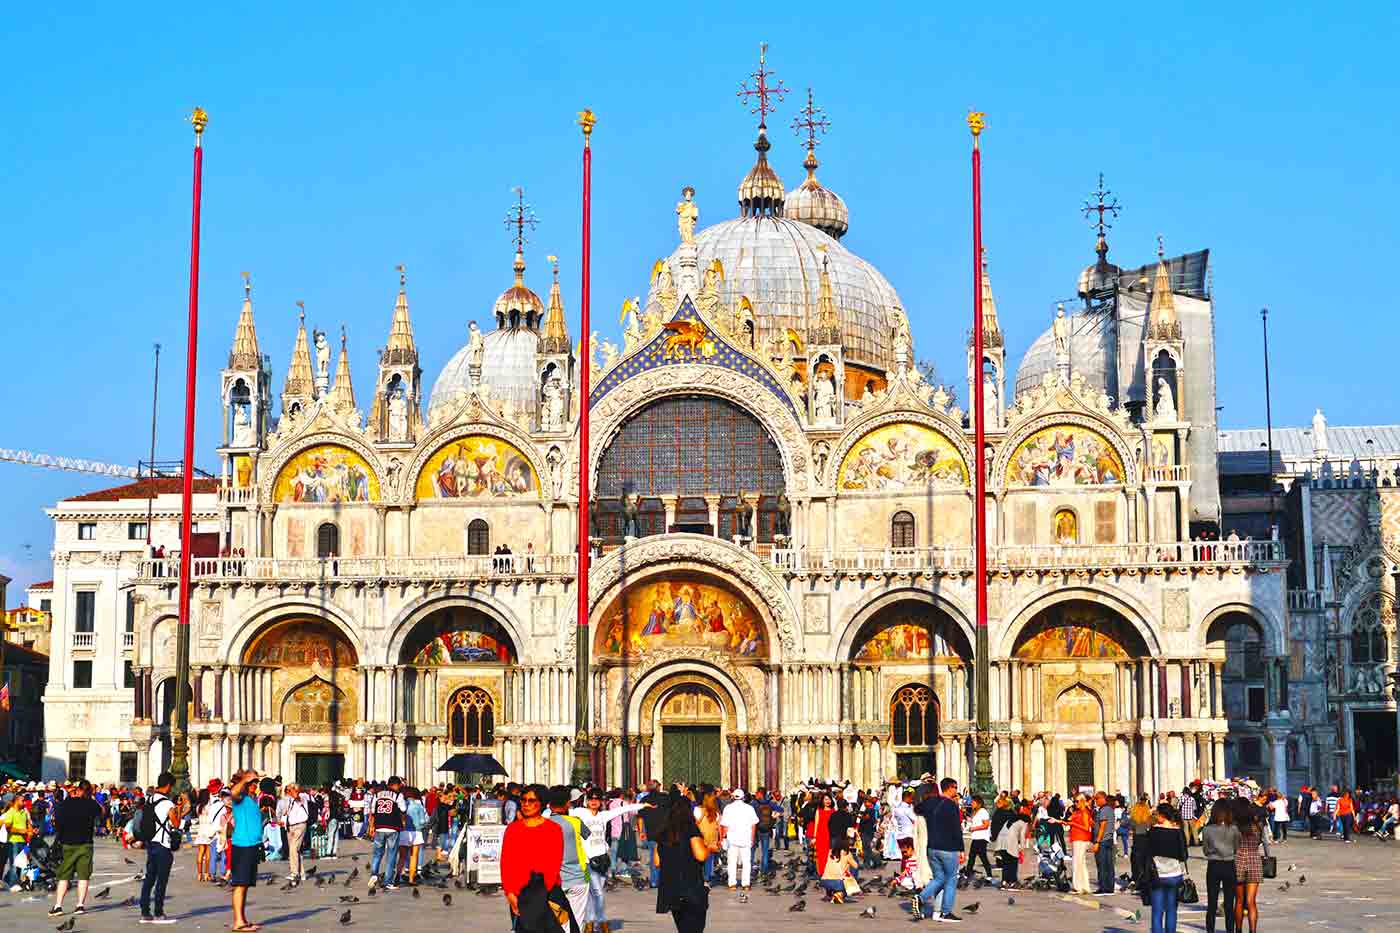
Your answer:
[590,296,799,419]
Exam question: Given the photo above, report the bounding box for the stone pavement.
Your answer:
[7,835,1399,932]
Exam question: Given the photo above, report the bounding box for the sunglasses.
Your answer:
[521,796,542,805]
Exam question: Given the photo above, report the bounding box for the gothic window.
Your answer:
[448,687,495,748]
[891,685,938,747]
[281,678,344,731]
[316,522,340,558]
[467,519,490,556]
[1350,593,1390,665]
[595,396,785,542]
[890,511,916,549]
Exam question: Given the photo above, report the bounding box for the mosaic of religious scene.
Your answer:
[838,423,967,490]
[597,578,766,659]
[245,619,358,667]
[282,678,347,730]
[1007,425,1124,487]
[273,445,378,503]
[408,615,516,665]
[415,435,537,499]
[1013,605,1137,660]
[852,619,965,662]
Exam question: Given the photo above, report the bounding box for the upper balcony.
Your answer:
[135,553,578,585]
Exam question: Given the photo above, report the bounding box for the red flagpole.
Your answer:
[968,111,994,796]
[171,107,208,794]
[572,109,596,785]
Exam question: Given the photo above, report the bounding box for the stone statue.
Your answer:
[231,402,255,446]
[546,446,563,497]
[676,185,698,244]
[1155,375,1177,420]
[622,493,642,539]
[541,377,567,429]
[653,263,677,315]
[314,330,331,394]
[813,371,838,423]
[1052,304,1069,357]
[892,313,912,367]
[600,339,619,371]
[387,389,408,439]
[623,307,643,351]
[812,441,830,481]
[983,371,999,424]
[1312,407,1329,455]
[466,321,485,370]
[695,259,723,321]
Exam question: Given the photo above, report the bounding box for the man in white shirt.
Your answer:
[960,795,994,880]
[892,788,917,841]
[279,784,312,882]
[719,789,759,899]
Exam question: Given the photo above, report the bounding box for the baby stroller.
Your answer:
[17,838,61,892]
[1030,839,1070,893]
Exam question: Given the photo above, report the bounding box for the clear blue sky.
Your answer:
[4,4,1398,598]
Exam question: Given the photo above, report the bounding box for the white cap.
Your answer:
[733,789,746,800]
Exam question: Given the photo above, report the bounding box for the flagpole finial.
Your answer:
[967,110,986,137]
[578,109,597,145]
[189,107,209,137]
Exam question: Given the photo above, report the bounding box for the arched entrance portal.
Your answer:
[656,684,725,786]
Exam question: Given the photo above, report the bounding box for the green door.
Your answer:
[295,753,345,788]
[1065,750,1095,793]
[661,726,722,786]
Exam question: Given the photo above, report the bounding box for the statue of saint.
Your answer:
[676,186,698,244]
[1155,375,1177,420]
[387,390,408,439]
[313,330,331,394]
[774,493,791,538]
[466,321,485,369]
[1051,304,1070,357]
[600,339,619,371]
[739,497,756,540]
[812,371,838,422]
[541,377,567,429]
[231,402,255,446]
[623,307,643,351]
[1312,407,1329,454]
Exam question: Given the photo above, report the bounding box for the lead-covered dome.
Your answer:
[786,148,849,240]
[1013,308,1117,400]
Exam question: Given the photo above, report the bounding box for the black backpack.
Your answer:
[135,794,180,850]
[757,804,774,831]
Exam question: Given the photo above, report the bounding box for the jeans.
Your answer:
[1,841,20,886]
[210,844,227,879]
[370,830,400,881]
[775,817,790,849]
[325,820,341,856]
[917,849,960,917]
[608,836,622,877]
[756,831,771,872]
[1340,814,1354,841]
[140,844,173,918]
[1095,841,1116,893]
[1272,818,1287,842]
[584,867,607,923]
[1150,876,1183,933]
[702,852,717,884]
[1205,860,1237,933]
[639,841,660,887]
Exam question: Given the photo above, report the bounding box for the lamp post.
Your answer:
[571,108,596,787]
[170,107,208,796]
[968,110,995,798]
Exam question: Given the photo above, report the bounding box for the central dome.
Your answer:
[644,220,902,373]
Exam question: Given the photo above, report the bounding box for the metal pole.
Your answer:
[145,342,161,546]
[171,108,207,796]
[969,111,995,797]
[1261,308,1277,542]
[572,109,596,786]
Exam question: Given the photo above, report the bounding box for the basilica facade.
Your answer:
[47,112,1305,797]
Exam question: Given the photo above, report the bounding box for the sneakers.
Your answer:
[368,875,379,889]
[47,907,63,917]
[150,916,178,925]
[74,906,87,915]
[939,913,964,923]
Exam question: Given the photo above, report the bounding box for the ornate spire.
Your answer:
[283,303,315,400]
[541,254,570,353]
[383,263,417,363]
[979,252,1003,349]
[505,185,539,282]
[327,326,357,413]
[495,188,545,327]
[1082,172,1121,260]
[737,43,788,217]
[786,87,848,239]
[228,272,261,369]
[811,250,840,344]
[1149,235,1181,339]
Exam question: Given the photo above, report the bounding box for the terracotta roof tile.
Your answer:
[62,477,218,503]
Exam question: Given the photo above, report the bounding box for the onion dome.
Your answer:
[786,146,849,240]
[493,250,545,329]
[738,130,786,217]
[1077,232,1122,297]
[1014,307,1116,399]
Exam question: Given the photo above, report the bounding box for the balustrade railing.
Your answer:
[136,552,578,582]
[1147,464,1192,483]
[72,631,95,649]
[1288,589,1324,611]
[771,538,1283,573]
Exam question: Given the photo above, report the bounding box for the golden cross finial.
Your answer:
[967,111,986,136]
[548,254,559,279]
[241,271,251,299]
[738,41,788,131]
[397,263,406,288]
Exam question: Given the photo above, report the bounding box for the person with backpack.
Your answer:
[754,791,776,873]
[135,771,182,924]
[367,778,407,890]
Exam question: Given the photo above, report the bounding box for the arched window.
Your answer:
[891,685,938,747]
[890,511,916,549]
[467,519,490,556]
[448,687,495,748]
[316,522,340,558]
[1351,593,1390,665]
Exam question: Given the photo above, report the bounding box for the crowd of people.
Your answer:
[0,771,1397,933]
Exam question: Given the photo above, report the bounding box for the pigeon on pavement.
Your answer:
[339,909,352,925]
[860,905,877,918]
[789,898,806,912]
[94,887,111,899]
[443,894,453,907]
[964,902,980,914]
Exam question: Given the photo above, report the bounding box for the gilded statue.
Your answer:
[676,185,698,244]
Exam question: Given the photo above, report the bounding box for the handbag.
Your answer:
[1178,875,1199,904]
[1261,855,1277,879]
[588,853,612,875]
[843,873,862,896]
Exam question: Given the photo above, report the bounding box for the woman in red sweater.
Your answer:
[500,785,563,921]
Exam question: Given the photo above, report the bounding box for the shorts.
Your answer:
[398,830,424,847]
[58,843,94,881]
[230,844,261,887]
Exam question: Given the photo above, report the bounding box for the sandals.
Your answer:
[232,924,262,932]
